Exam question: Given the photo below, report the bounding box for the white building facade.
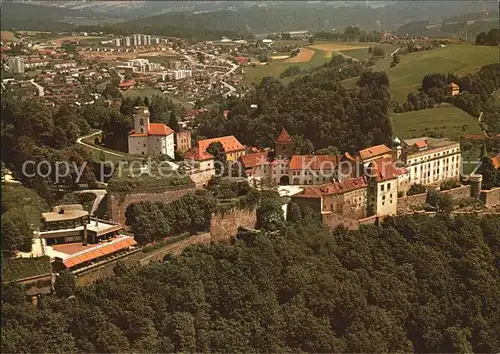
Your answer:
[128,107,175,158]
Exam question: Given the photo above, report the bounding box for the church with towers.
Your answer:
[127,106,175,158]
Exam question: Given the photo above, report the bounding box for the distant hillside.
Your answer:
[123,1,499,34]
[397,12,499,40]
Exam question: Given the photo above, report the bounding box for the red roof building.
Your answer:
[118,79,136,90]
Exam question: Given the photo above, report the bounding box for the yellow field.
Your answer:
[285,48,315,63]
[310,43,370,55]
[1,31,19,43]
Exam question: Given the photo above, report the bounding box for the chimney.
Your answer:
[83,223,88,246]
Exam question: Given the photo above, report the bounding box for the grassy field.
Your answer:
[342,44,499,102]
[391,104,482,140]
[242,47,330,86]
[242,41,398,86]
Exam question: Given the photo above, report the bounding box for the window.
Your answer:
[387,183,391,189]
[382,195,386,200]
[143,144,146,147]
[381,184,385,192]
[140,128,144,133]
[140,119,144,125]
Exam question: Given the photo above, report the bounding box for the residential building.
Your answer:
[184,147,215,173]
[448,82,460,96]
[24,58,50,69]
[399,137,461,186]
[291,177,367,220]
[8,56,24,74]
[197,135,245,161]
[118,79,136,90]
[124,36,131,46]
[128,106,175,158]
[175,129,192,153]
[365,157,405,216]
[53,60,77,69]
[239,151,268,177]
[39,204,137,272]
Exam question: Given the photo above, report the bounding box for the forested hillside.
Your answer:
[197,60,391,153]
[2,214,499,352]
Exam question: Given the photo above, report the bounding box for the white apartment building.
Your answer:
[162,69,192,81]
[8,57,24,74]
[128,106,175,158]
[400,137,461,186]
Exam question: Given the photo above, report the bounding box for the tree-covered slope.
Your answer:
[2,214,500,352]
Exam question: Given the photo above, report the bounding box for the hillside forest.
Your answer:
[2,213,500,352]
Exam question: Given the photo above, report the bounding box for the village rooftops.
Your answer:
[367,157,409,182]
[42,205,88,223]
[239,151,268,168]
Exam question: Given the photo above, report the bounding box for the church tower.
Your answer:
[133,106,150,134]
[275,127,293,159]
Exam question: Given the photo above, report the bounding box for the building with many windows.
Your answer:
[399,137,461,186]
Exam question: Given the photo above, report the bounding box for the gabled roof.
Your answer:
[198,135,245,153]
[414,140,428,149]
[358,144,392,160]
[239,151,268,168]
[448,82,459,88]
[276,128,292,143]
[184,147,213,161]
[118,79,136,87]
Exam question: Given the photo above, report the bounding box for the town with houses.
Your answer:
[2,27,500,281]
[1,1,500,351]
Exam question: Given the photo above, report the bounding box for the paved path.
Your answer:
[29,79,44,96]
[76,130,127,158]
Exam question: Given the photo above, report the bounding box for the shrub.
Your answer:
[408,184,426,196]
[372,46,385,57]
[142,232,191,253]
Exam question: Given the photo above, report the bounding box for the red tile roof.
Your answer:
[448,82,459,89]
[415,141,428,149]
[358,144,392,160]
[62,237,137,269]
[294,177,366,199]
[368,157,408,181]
[289,155,339,170]
[184,147,213,161]
[198,136,245,154]
[118,79,136,88]
[276,128,292,143]
[239,152,268,168]
[149,123,174,136]
[129,123,173,137]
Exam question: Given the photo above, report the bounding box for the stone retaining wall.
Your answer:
[210,208,257,242]
[107,185,196,225]
[480,187,500,208]
[397,193,427,213]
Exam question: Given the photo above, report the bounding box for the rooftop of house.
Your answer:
[40,218,122,237]
[367,157,409,181]
[402,137,459,155]
[118,79,136,87]
[198,135,245,153]
[129,123,174,137]
[52,235,137,269]
[358,144,392,160]
[239,151,268,168]
[293,177,367,199]
[184,146,214,161]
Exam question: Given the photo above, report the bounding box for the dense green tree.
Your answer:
[54,270,76,298]
[206,141,227,176]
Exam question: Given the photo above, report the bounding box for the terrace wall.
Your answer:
[107,185,197,225]
[397,193,427,213]
[210,208,257,243]
[480,187,500,208]
[440,185,471,200]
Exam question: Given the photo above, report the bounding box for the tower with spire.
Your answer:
[275,127,293,159]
